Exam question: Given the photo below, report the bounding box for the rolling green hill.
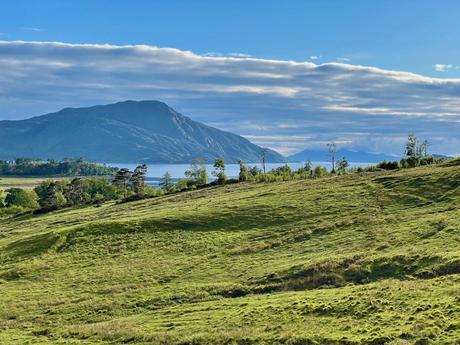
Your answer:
[0,160,459,344]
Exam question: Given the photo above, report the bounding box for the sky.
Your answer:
[1,1,460,156]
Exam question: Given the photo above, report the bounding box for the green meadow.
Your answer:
[0,177,49,190]
[0,160,459,344]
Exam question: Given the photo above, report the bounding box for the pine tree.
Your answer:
[65,177,85,205]
[112,168,132,197]
[131,164,148,195]
[159,172,173,191]
[42,182,66,209]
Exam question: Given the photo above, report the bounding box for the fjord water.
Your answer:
[107,162,373,185]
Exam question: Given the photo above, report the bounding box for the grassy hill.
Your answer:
[0,161,459,344]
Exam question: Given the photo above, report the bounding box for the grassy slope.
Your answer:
[0,162,459,344]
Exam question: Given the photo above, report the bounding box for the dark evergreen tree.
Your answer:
[131,164,148,195]
[159,172,174,191]
[112,168,132,197]
[336,157,350,172]
[41,182,66,209]
[64,177,85,205]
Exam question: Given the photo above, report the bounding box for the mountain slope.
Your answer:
[1,160,459,343]
[0,100,286,163]
[289,148,400,163]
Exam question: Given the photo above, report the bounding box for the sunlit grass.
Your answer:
[0,161,459,344]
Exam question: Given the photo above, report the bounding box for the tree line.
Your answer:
[0,158,116,176]
[0,134,450,216]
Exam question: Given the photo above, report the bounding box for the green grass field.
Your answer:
[1,161,459,344]
[0,177,51,190]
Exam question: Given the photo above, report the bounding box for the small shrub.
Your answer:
[377,160,400,170]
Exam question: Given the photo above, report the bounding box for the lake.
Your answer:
[106,161,373,185]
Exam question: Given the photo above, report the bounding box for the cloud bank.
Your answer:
[0,40,460,156]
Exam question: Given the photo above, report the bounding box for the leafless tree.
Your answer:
[261,148,267,173]
[327,142,337,173]
[420,140,430,156]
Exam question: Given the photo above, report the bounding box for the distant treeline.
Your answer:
[0,158,117,176]
[0,135,453,216]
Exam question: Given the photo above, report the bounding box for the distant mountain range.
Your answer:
[0,100,286,164]
[289,148,400,163]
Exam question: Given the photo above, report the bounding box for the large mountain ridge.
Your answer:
[289,148,400,163]
[0,100,286,164]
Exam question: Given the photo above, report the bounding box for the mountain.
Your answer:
[289,148,400,163]
[0,100,286,164]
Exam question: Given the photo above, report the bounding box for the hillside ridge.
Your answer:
[0,100,286,164]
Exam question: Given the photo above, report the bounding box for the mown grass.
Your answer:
[0,161,459,344]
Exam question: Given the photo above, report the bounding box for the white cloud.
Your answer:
[310,55,321,60]
[337,57,351,62]
[228,52,252,58]
[22,27,43,32]
[203,52,251,58]
[433,63,456,72]
[0,40,460,156]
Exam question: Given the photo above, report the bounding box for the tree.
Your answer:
[64,177,85,205]
[112,168,132,197]
[213,158,227,184]
[261,148,267,174]
[297,160,312,176]
[420,139,430,157]
[35,180,66,208]
[248,166,261,177]
[40,182,66,209]
[405,134,418,158]
[327,143,337,173]
[184,160,208,186]
[336,157,349,172]
[313,166,327,178]
[4,188,39,209]
[131,164,148,195]
[159,172,174,191]
[238,160,249,182]
[404,134,420,167]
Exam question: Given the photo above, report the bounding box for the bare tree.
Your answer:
[261,148,267,174]
[420,140,430,157]
[327,142,337,173]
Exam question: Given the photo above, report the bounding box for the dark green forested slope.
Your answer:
[0,160,459,344]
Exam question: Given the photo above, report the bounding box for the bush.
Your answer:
[313,166,327,178]
[4,188,39,209]
[419,156,436,166]
[377,160,400,170]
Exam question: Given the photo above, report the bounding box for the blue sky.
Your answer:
[2,0,460,77]
[0,1,460,156]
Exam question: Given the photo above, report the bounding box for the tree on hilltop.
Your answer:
[213,158,227,185]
